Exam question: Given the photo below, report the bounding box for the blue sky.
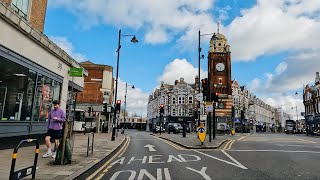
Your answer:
[45,0,320,118]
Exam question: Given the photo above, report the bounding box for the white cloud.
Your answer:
[263,94,304,120]
[157,58,207,85]
[275,62,287,75]
[116,79,149,117]
[226,0,320,61]
[50,36,87,62]
[49,0,217,45]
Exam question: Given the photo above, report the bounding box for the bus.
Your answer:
[284,120,296,134]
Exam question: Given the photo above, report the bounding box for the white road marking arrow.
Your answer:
[144,144,156,152]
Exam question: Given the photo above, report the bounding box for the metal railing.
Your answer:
[9,139,39,180]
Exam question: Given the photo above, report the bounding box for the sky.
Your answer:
[45,0,320,119]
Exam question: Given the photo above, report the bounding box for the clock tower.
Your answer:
[207,30,232,119]
[208,32,231,95]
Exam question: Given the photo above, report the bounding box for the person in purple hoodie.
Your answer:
[42,100,66,158]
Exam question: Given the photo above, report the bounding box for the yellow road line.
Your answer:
[223,140,232,150]
[237,136,247,141]
[297,138,317,144]
[86,137,130,180]
[226,140,235,150]
[156,137,186,150]
[118,137,131,157]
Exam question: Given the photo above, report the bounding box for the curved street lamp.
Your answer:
[112,29,139,141]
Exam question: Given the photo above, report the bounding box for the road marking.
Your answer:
[227,140,235,150]
[186,167,212,180]
[118,137,131,157]
[275,144,320,148]
[193,149,248,170]
[228,149,320,153]
[297,138,317,144]
[86,137,130,180]
[237,136,247,141]
[223,140,233,150]
[156,137,186,150]
[144,144,156,152]
[241,139,314,143]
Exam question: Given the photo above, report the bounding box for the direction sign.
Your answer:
[196,93,203,102]
[197,125,206,144]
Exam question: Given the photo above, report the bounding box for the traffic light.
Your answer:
[103,103,108,113]
[201,78,208,101]
[212,92,219,102]
[159,104,164,116]
[88,106,92,116]
[115,100,121,113]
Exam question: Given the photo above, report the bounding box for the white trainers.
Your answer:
[42,152,52,158]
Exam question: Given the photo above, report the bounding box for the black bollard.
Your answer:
[183,124,186,137]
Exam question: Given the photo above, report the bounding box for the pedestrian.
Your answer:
[42,100,66,158]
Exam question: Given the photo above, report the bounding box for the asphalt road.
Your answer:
[79,131,320,180]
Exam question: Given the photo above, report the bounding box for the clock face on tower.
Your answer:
[216,63,225,72]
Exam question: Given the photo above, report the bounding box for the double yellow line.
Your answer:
[223,140,235,150]
[86,137,131,180]
[157,137,186,150]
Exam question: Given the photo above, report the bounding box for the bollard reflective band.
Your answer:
[35,149,39,153]
[27,139,33,142]
[12,153,17,159]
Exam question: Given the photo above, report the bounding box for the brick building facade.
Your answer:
[2,0,47,32]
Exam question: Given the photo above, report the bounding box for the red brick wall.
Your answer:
[29,0,48,33]
[77,68,104,104]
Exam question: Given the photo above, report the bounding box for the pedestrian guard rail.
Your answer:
[9,139,39,180]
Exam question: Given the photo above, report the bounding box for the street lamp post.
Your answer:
[111,29,138,141]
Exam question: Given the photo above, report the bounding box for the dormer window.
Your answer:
[11,0,30,19]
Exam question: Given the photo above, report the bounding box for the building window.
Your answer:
[189,109,193,116]
[178,97,182,104]
[172,97,176,104]
[219,78,222,85]
[11,0,30,19]
[189,97,192,104]
[172,108,176,116]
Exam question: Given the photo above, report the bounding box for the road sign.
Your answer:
[205,105,213,112]
[197,125,206,144]
[196,93,203,101]
[200,115,207,121]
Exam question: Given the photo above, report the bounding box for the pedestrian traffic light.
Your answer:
[115,100,121,113]
[159,104,164,116]
[201,78,208,101]
[212,92,219,102]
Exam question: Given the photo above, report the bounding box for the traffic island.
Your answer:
[157,133,229,149]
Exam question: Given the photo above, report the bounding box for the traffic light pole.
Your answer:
[208,112,211,142]
[198,30,201,126]
[213,106,216,139]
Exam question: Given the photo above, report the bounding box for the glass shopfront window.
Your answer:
[0,56,62,121]
[0,57,36,121]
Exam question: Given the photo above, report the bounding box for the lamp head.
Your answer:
[132,85,135,89]
[131,36,139,43]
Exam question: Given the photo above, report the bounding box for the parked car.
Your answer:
[167,123,183,134]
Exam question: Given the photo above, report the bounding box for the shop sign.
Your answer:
[69,68,83,77]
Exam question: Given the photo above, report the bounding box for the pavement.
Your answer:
[0,132,125,180]
[78,130,320,180]
[154,132,233,149]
